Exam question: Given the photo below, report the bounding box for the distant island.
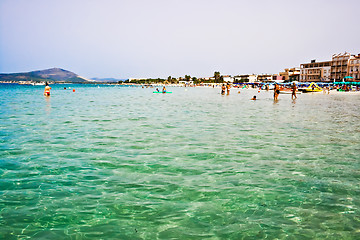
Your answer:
[0,68,91,84]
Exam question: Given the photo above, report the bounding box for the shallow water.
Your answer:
[0,84,359,239]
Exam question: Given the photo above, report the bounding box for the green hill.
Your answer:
[0,68,90,83]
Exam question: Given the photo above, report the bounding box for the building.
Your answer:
[257,74,273,82]
[222,75,234,82]
[347,54,360,81]
[300,60,332,82]
[272,75,285,82]
[279,67,300,81]
[233,74,257,83]
[330,52,352,81]
[179,80,194,85]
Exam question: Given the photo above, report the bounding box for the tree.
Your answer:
[185,75,191,81]
[214,71,221,83]
[192,77,200,84]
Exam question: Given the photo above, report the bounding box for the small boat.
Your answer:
[279,90,301,94]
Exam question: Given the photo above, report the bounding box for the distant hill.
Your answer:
[0,68,90,83]
[91,77,127,82]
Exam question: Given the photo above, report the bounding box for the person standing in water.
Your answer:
[44,82,51,96]
[221,84,226,95]
[226,83,231,95]
[162,86,166,93]
[274,84,280,101]
[291,82,297,99]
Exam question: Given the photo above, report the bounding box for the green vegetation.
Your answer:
[214,71,224,83]
[123,78,167,84]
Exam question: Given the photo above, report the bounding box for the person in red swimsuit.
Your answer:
[44,82,51,96]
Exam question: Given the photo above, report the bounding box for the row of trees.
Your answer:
[122,72,226,84]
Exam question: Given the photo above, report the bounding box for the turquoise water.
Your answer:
[1,84,359,239]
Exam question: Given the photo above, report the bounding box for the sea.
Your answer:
[0,83,359,239]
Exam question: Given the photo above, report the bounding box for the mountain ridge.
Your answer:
[0,68,90,83]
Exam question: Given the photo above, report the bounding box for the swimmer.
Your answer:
[156,88,160,92]
[251,96,257,100]
[44,82,51,96]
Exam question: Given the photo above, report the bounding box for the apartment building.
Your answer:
[279,67,300,81]
[300,60,331,82]
[330,52,352,81]
[347,54,360,81]
[257,74,273,82]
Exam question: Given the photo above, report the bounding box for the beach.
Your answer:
[1,84,360,239]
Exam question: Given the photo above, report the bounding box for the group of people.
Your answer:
[155,86,167,93]
[221,83,231,95]
[44,82,299,100]
[220,82,298,101]
[273,82,297,100]
[273,82,297,101]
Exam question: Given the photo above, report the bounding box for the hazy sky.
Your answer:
[1,0,359,79]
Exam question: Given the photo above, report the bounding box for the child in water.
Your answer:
[44,82,51,96]
[251,96,257,100]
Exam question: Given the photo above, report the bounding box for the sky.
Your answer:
[0,0,359,79]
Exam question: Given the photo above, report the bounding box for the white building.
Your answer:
[222,75,234,82]
[179,81,193,85]
[234,74,258,83]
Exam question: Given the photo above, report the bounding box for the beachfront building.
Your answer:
[279,67,300,81]
[300,60,331,82]
[330,52,352,81]
[222,75,234,83]
[233,74,257,83]
[179,80,194,85]
[347,54,360,81]
[257,74,273,82]
[272,75,285,83]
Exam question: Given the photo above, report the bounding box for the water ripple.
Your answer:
[0,85,360,239]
